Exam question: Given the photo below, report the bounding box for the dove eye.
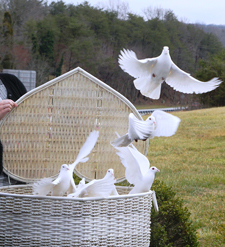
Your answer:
[152,168,155,170]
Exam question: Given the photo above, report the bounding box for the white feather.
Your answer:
[69,130,99,171]
[32,177,53,196]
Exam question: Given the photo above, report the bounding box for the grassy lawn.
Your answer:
[135,104,176,109]
[144,107,225,247]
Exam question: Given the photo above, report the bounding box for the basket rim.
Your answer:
[0,184,154,202]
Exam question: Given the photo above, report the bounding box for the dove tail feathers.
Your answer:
[134,77,161,100]
[111,134,132,147]
[32,177,54,196]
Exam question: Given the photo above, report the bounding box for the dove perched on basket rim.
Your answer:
[115,145,159,194]
[32,130,99,196]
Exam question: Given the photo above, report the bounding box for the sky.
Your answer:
[51,0,225,25]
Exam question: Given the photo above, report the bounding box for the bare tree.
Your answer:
[98,0,130,20]
[143,6,167,21]
[27,56,50,86]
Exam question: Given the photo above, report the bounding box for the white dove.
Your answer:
[32,130,99,196]
[119,46,222,99]
[111,110,180,147]
[77,178,86,190]
[67,169,116,198]
[115,145,160,194]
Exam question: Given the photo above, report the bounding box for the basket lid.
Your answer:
[0,67,148,183]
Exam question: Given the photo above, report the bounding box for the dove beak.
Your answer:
[157,169,160,172]
[67,168,70,170]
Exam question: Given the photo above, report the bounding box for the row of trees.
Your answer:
[0,0,224,106]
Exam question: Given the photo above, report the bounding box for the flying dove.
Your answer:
[119,46,222,99]
[111,110,180,147]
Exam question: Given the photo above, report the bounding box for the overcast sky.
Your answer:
[51,0,225,25]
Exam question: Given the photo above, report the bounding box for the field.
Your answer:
[143,107,225,246]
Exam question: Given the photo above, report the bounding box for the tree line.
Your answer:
[0,0,224,106]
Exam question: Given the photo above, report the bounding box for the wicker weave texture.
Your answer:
[0,185,152,247]
[0,68,147,183]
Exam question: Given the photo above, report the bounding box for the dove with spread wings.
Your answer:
[67,168,117,198]
[115,145,160,194]
[119,46,222,99]
[111,110,180,147]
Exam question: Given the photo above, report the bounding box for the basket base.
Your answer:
[0,234,150,247]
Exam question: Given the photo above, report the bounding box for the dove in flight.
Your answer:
[115,145,160,194]
[119,46,222,99]
[111,110,180,147]
[32,130,99,196]
[67,169,117,198]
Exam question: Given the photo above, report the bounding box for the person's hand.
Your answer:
[0,99,17,120]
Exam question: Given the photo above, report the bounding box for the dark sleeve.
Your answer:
[0,140,3,174]
[0,73,27,101]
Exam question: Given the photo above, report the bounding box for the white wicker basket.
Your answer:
[0,67,152,246]
[0,185,152,246]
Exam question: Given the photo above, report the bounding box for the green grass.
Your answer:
[144,107,225,247]
[135,104,177,109]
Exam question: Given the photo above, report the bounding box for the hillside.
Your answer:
[0,0,224,107]
[197,24,225,47]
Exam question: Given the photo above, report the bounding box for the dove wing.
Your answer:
[67,177,77,194]
[32,177,54,196]
[52,176,62,185]
[128,146,150,176]
[82,177,115,197]
[151,110,181,138]
[166,63,222,94]
[128,113,154,141]
[69,130,99,172]
[119,49,157,78]
[69,178,115,198]
[115,146,149,185]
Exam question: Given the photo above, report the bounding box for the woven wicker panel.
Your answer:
[0,67,148,183]
[0,185,152,247]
